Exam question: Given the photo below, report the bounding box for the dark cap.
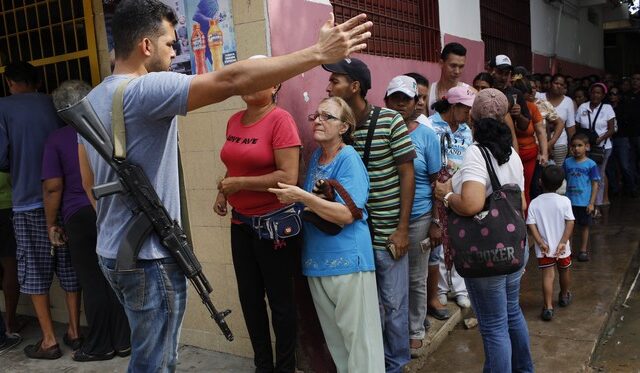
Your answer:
[489,54,513,71]
[322,58,372,91]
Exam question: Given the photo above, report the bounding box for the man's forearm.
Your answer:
[43,191,62,228]
[397,163,415,231]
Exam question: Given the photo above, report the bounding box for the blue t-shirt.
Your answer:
[0,93,63,211]
[302,146,375,277]
[429,112,472,173]
[82,72,194,260]
[563,157,601,207]
[409,124,441,220]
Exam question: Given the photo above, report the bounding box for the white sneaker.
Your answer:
[456,295,471,308]
[438,294,448,306]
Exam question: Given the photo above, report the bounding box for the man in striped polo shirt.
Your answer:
[323,58,416,373]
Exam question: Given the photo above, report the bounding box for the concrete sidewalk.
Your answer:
[421,197,640,372]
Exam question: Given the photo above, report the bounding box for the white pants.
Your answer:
[308,271,385,373]
[434,244,468,297]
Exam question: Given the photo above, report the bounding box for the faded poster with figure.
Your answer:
[184,0,238,75]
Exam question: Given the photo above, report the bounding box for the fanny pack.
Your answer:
[232,204,302,244]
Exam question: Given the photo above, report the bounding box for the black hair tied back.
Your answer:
[473,118,513,165]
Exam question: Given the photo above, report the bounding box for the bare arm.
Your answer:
[504,114,519,153]
[218,147,299,196]
[269,182,354,225]
[566,125,576,142]
[547,117,564,149]
[43,178,66,246]
[586,180,599,214]
[78,144,97,210]
[435,179,486,217]
[187,14,372,111]
[527,223,550,255]
[533,119,548,164]
[388,161,415,257]
[596,118,615,145]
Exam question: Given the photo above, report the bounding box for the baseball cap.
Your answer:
[470,88,508,121]
[446,86,476,107]
[490,54,513,70]
[385,75,417,98]
[322,58,372,91]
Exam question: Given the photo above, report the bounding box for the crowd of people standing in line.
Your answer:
[0,1,639,372]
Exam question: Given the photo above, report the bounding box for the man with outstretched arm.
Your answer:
[76,0,371,372]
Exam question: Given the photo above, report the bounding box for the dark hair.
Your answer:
[342,74,368,99]
[531,73,542,82]
[541,165,565,191]
[4,61,39,86]
[511,75,532,94]
[573,87,588,97]
[513,66,529,77]
[430,98,452,114]
[441,42,466,61]
[542,73,552,81]
[112,0,177,59]
[473,72,493,86]
[473,118,513,165]
[404,72,429,87]
[552,73,565,84]
[571,132,590,144]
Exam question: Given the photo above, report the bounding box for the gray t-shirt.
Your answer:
[82,72,193,259]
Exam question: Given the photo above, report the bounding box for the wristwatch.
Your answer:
[443,192,454,208]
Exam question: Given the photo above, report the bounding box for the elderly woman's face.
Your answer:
[311,101,347,144]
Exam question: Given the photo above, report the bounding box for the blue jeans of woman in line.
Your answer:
[463,251,533,373]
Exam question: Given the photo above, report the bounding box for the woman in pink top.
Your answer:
[213,56,302,373]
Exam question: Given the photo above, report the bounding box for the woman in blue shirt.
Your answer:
[270,97,383,372]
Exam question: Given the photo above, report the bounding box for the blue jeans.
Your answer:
[611,137,637,193]
[463,252,533,373]
[374,250,410,373]
[99,256,187,373]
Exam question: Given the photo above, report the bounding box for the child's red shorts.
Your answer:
[537,255,572,269]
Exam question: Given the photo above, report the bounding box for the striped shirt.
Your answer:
[352,105,416,250]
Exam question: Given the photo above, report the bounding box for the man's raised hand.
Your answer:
[315,13,372,64]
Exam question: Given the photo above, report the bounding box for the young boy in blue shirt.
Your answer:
[563,133,600,262]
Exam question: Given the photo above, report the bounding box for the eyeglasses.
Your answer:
[308,112,340,122]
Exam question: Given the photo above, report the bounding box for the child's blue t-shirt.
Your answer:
[563,157,601,207]
[409,125,441,220]
[302,146,375,277]
[429,112,472,174]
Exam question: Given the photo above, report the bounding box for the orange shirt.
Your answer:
[516,102,543,150]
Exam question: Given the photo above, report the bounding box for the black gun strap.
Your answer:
[362,106,380,242]
[362,106,381,168]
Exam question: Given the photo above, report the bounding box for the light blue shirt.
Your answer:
[429,112,473,172]
[302,146,375,277]
[409,125,441,220]
[563,157,601,207]
[82,72,194,260]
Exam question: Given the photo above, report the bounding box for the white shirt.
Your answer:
[428,81,471,116]
[534,91,546,100]
[526,193,575,258]
[452,145,524,197]
[416,113,433,129]
[575,102,616,150]
[543,94,575,146]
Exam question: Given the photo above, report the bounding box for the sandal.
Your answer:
[63,333,84,351]
[23,340,62,360]
[72,349,115,362]
[410,339,424,358]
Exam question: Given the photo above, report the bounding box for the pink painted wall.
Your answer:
[532,53,605,77]
[266,0,444,159]
[443,33,485,85]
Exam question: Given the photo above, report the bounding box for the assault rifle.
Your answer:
[57,97,234,341]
